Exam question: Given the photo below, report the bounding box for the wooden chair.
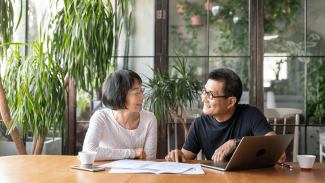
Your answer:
[264,108,302,162]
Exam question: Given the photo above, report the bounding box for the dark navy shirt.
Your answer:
[183,104,273,160]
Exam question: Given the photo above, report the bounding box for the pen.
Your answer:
[277,162,293,169]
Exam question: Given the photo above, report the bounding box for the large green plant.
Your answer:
[0,0,27,155]
[304,57,325,125]
[0,0,22,58]
[3,30,66,154]
[143,49,201,136]
[51,0,128,103]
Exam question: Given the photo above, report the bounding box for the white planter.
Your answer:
[0,137,62,156]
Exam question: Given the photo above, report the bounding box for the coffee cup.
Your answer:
[77,151,97,165]
[297,155,316,170]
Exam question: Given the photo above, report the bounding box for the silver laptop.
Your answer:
[200,134,293,171]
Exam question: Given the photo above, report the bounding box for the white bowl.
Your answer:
[297,155,316,170]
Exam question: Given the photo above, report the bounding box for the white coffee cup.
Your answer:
[297,155,316,170]
[77,151,97,165]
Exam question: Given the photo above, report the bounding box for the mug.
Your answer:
[297,155,316,170]
[77,151,97,165]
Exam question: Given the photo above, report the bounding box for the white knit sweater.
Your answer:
[82,108,157,161]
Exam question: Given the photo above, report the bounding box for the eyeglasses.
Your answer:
[128,88,145,95]
[202,88,228,100]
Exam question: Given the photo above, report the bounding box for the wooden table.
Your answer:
[0,155,324,183]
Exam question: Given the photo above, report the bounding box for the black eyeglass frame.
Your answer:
[201,88,229,100]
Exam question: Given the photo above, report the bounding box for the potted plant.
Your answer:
[204,0,214,11]
[0,0,27,155]
[2,30,66,155]
[143,49,201,137]
[183,3,206,26]
[51,0,128,112]
[176,1,190,15]
[0,0,127,155]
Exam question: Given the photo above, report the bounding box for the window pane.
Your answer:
[264,0,305,56]
[169,57,209,83]
[306,57,325,125]
[116,0,154,56]
[169,0,208,56]
[306,0,325,56]
[263,56,305,111]
[209,0,249,56]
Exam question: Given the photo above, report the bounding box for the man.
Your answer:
[165,68,286,163]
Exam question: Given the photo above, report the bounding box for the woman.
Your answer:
[83,70,157,161]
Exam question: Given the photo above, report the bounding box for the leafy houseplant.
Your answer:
[143,49,201,136]
[2,30,66,155]
[304,57,325,125]
[0,0,27,155]
[51,0,128,112]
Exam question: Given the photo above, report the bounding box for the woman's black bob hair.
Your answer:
[102,70,142,110]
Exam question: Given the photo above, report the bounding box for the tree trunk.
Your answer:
[30,133,38,155]
[34,130,47,155]
[167,107,189,137]
[0,76,27,155]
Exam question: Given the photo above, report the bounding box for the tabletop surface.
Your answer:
[0,155,324,183]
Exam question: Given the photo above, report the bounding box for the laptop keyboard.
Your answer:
[213,161,228,168]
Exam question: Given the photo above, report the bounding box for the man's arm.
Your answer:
[265,131,286,163]
[165,148,197,162]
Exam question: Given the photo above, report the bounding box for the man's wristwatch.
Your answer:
[234,137,242,148]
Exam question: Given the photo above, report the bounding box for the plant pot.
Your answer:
[191,15,204,26]
[204,1,214,11]
[176,2,190,15]
[0,137,62,155]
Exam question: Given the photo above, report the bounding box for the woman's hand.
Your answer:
[134,148,146,159]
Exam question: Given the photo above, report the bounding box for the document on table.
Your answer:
[99,160,205,174]
[98,159,156,169]
[109,165,204,174]
[143,162,198,173]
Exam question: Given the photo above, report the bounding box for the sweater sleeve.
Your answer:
[143,114,157,159]
[82,112,136,161]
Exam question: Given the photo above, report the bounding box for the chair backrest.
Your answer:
[264,108,302,119]
[264,108,302,162]
[182,108,204,118]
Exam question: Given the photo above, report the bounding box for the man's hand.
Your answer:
[165,149,186,163]
[212,140,236,162]
[134,148,146,159]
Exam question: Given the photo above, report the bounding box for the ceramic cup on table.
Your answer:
[297,155,316,170]
[77,151,97,167]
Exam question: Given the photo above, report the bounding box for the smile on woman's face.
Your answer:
[125,79,145,112]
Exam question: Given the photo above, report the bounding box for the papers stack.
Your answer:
[98,160,205,174]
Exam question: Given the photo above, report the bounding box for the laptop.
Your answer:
[200,134,293,171]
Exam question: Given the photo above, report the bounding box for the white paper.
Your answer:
[99,159,156,169]
[109,165,205,174]
[182,165,205,175]
[143,162,198,173]
[102,160,205,174]
[109,168,158,174]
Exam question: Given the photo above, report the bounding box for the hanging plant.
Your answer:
[176,1,190,15]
